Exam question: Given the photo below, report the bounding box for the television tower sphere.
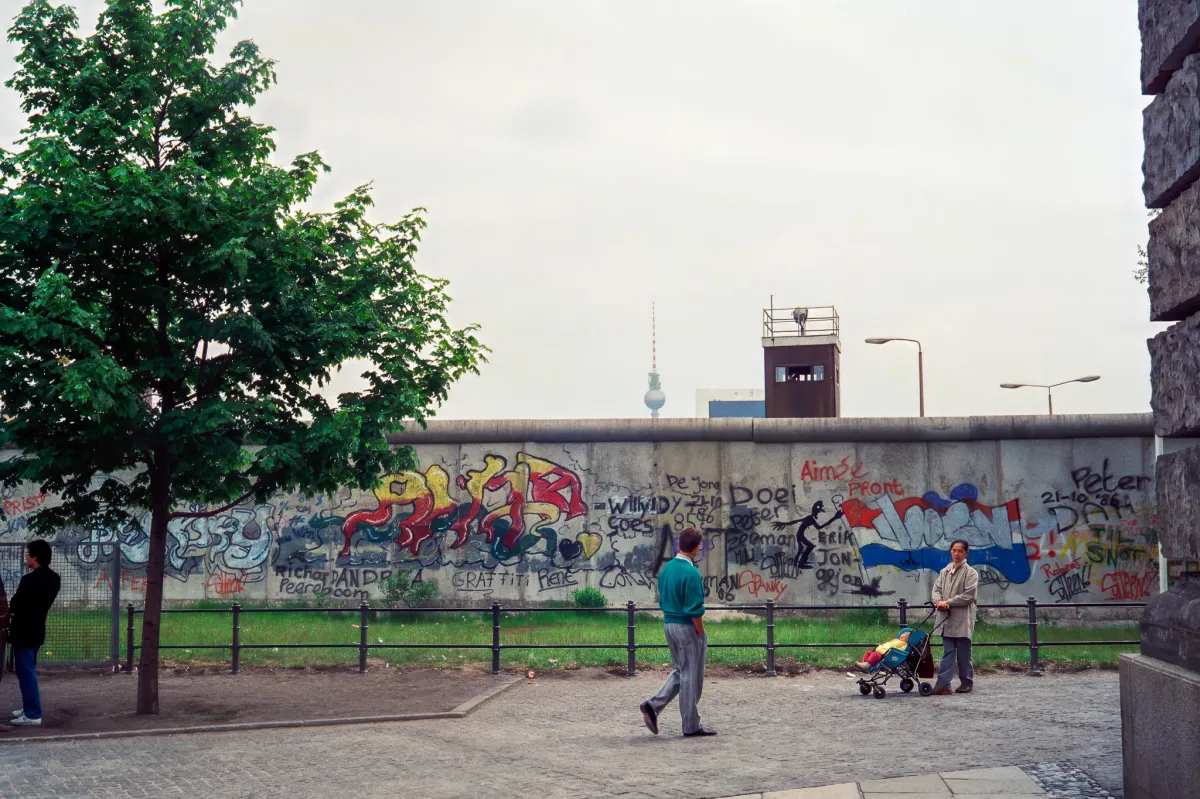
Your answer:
[644,385,666,414]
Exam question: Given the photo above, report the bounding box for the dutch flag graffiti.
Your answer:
[838,483,1031,584]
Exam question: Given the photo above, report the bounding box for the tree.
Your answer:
[1135,209,1162,284]
[0,0,486,714]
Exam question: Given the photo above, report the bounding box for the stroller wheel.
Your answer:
[900,678,914,693]
[873,686,886,699]
[919,682,934,696]
[859,681,872,695]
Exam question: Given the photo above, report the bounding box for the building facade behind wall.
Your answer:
[695,389,765,418]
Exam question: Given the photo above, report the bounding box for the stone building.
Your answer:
[1122,4,1200,797]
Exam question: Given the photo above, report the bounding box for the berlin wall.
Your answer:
[0,415,1176,609]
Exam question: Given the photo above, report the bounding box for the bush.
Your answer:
[380,570,439,607]
[571,586,607,608]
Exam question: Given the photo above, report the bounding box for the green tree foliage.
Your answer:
[1135,209,1161,285]
[0,0,485,713]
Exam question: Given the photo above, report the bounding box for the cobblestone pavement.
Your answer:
[0,670,1122,799]
[1023,762,1118,799]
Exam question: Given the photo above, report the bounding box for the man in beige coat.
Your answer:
[930,539,979,695]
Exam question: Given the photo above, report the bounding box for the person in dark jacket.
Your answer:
[0,570,8,673]
[7,539,60,726]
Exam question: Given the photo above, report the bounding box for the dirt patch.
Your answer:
[0,664,502,739]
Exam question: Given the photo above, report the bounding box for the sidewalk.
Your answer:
[715,766,1046,798]
[0,671,1122,799]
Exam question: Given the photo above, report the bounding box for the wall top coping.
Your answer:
[384,413,1156,444]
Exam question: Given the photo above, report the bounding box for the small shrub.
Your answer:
[380,569,439,607]
[406,579,438,607]
[571,586,607,608]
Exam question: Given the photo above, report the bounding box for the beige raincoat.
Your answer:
[931,561,979,639]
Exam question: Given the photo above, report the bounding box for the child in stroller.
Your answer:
[853,615,938,698]
[855,628,913,673]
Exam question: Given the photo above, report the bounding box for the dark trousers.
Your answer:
[14,647,41,720]
[934,636,972,689]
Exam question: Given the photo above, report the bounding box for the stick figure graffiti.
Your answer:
[772,500,845,570]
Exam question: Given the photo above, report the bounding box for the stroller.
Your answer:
[854,605,943,699]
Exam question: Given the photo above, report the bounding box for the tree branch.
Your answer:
[175,351,237,408]
[169,479,267,520]
[151,85,174,172]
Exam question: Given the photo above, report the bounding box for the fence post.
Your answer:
[898,598,908,627]
[110,546,121,672]
[491,601,501,676]
[231,602,241,675]
[1027,596,1043,677]
[626,602,637,677]
[359,601,369,673]
[125,604,135,673]
[765,599,776,677]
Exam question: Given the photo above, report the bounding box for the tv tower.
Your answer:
[644,303,665,418]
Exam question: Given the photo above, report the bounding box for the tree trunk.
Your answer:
[136,457,171,715]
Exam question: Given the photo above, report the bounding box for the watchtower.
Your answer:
[762,303,840,418]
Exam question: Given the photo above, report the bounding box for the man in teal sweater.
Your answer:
[640,528,717,737]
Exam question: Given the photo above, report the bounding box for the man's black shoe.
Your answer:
[683,727,718,737]
[639,701,658,735]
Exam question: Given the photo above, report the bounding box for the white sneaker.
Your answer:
[10,713,41,726]
[10,710,21,717]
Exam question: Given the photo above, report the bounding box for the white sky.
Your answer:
[1,1,1158,420]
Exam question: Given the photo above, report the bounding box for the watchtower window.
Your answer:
[775,364,823,383]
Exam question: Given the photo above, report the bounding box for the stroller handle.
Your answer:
[910,602,948,635]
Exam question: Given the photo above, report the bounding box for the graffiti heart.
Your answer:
[577,532,603,559]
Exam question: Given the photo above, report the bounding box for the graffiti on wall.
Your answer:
[65,505,275,583]
[0,447,1162,606]
[840,484,1032,584]
[333,452,590,563]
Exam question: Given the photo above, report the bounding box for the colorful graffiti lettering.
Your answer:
[840,484,1032,584]
[338,453,588,561]
[340,466,457,557]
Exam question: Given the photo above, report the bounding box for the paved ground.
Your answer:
[713,766,1048,798]
[0,669,1122,799]
[0,667,496,737]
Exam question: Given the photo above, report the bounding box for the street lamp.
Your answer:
[1000,375,1101,415]
[865,337,924,417]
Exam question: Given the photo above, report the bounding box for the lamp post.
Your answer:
[865,337,924,417]
[999,376,1101,415]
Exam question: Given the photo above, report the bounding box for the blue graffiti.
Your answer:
[920,483,980,510]
[860,542,1032,584]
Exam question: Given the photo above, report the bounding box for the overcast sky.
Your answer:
[1,1,1157,420]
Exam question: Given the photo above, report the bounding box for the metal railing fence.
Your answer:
[123,597,1144,678]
